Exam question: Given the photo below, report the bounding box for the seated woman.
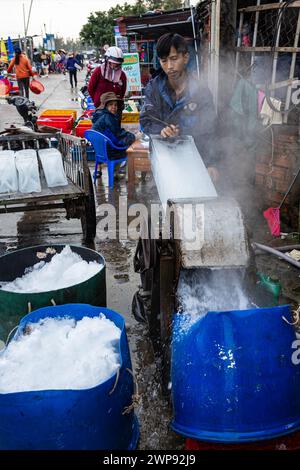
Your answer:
[92,92,136,160]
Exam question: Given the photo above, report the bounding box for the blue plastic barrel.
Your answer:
[171,305,300,442]
[0,304,139,450]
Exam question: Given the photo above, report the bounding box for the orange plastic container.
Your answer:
[40,109,77,120]
[121,112,139,124]
[76,119,92,126]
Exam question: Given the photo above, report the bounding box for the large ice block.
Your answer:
[150,135,217,207]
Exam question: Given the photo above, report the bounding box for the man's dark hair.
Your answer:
[156,33,188,59]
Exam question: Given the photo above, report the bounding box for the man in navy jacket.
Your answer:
[140,33,219,181]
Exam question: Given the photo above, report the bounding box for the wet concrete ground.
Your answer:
[0,72,184,450]
[1,72,300,450]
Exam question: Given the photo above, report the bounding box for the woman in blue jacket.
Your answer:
[66,52,81,89]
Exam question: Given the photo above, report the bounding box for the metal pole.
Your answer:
[23,3,26,38]
[214,0,221,108]
[210,0,216,91]
[284,8,300,121]
[25,0,34,36]
[29,37,33,62]
[23,3,27,52]
[190,5,200,79]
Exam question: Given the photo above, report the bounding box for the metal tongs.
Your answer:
[148,114,178,129]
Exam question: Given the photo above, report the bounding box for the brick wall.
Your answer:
[255,126,300,217]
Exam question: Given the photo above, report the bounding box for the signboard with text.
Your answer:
[130,42,138,52]
[122,53,142,93]
[115,36,129,53]
[43,34,55,51]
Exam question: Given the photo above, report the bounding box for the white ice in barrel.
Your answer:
[0,315,121,392]
[0,245,103,293]
[177,269,250,333]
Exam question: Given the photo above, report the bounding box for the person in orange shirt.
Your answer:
[7,47,34,98]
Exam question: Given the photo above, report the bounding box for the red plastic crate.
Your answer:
[75,122,92,138]
[75,127,91,138]
[37,115,74,133]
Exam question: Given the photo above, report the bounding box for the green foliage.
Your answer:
[79,0,184,48]
[162,0,183,9]
[54,36,83,53]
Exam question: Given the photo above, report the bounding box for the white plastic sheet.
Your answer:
[38,148,68,188]
[15,149,41,193]
[0,151,18,194]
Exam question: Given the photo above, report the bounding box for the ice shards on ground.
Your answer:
[15,149,41,193]
[0,151,18,194]
[0,315,121,392]
[38,148,68,187]
[0,245,103,293]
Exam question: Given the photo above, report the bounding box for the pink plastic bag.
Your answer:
[263,207,280,237]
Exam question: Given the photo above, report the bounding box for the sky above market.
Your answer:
[1,0,197,42]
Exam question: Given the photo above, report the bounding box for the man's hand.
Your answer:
[207,166,219,183]
[135,131,144,140]
[161,124,179,138]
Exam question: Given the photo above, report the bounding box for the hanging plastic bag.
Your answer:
[15,149,41,193]
[0,151,18,193]
[38,148,68,187]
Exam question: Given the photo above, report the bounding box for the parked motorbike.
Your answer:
[0,96,54,151]
[85,60,101,83]
[78,85,95,111]
[7,96,38,130]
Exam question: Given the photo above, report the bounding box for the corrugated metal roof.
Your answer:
[115,8,195,39]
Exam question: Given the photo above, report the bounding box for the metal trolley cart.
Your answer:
[0,132,96,241]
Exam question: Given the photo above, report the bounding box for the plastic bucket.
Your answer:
[171,305,300,442]
[0,304,139,449]
[29,79,45,95]
[0,245,106,342]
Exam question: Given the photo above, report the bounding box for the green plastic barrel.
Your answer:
[0,245,106,342]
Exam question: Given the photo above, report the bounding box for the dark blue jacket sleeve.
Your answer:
[139,80,164,135]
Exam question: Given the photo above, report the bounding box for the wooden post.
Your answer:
[235,11,244,80]
[271,0,284,96]
[251,0,261,66]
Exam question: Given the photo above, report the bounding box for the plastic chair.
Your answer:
[84,130,128,188]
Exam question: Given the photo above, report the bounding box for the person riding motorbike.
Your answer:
[87,46,127,110]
